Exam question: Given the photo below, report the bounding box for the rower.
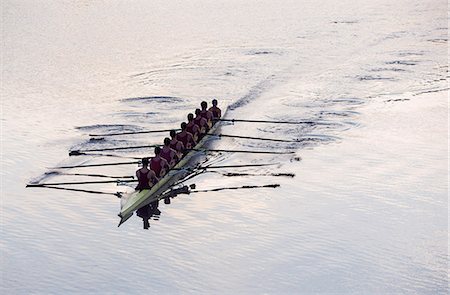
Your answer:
[199,101,213,128]
[176,122,196,151]
[150,146,170,178]
[208,99,222,120]
[194,108,209,135]
[160,137,178,167]
[135,158,158,191]
[186,113,200,142]
[169,130,185,159]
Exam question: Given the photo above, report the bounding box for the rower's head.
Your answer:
[170,130,176,138]
[212,99,218,106]
[187,113,194,122]
[154,146,161,155]
[180,122,187,130]
[195,108,201,116]
[201,101,207,110]
[164,137,171,146]
[141,157,149,166]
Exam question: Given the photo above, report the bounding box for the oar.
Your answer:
[219,118,316,125]
[69,151,141,159]
[191,148,295,155]
[191,184,280,193]
[70,144,160,153]
[171,163,277,173]
[200,163,278,169]
[89,128,179,137]
[52,161,140,169]
[27,185,123,197]
[216,134,302,143]
[27,179,137,186]
[46,172,134,179]
[221,172,295,177]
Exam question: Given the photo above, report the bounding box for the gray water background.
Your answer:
[1,0,448,293]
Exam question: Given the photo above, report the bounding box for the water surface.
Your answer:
[1,0,448,293]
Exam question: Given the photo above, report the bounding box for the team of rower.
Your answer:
[135,99,222,190]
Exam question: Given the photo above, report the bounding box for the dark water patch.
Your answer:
[396,51,425,57]
[75,124,139,132]
[332,20,358,24]
[384,31,409,40]
[324,97,365,106]
[129,72,148,78]
[413,88,449,96]
[427,38,448,44]
[385,98,410,103]
[369,67,407,72]
[120,111,161,118]
[119,111,181,125]
[356,75,395,81]
[385,60,418,66]
[246,50,280,56]
[318,110,360,117]
[122,96,185,104]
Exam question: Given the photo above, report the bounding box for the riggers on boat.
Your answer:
[118,114,223,226]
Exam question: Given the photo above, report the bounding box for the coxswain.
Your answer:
[186,113,201,142]
[199,101,213,128]
[160,137,178,167]
[169,130,185,159]
[135,157,158,190]
[194,108,209,135]
[208,99,222,120]
[150,146,170,178]
[176,122,196,151]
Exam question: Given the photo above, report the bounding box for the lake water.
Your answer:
[1,0,448,294]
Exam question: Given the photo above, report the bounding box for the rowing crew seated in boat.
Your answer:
[135,157,159,190]
[194,108,209,134]
[186,113,201,142]
[177,122,196,150]
[169,130,185,159]
[150,146,170,178]
[209,99,221,120]
[135,99,221,191]
[161,137,179,167]
[199,101,213,128]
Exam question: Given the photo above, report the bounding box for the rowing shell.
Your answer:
[118,116,224,226]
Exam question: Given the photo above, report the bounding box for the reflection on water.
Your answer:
[136,201,161,230]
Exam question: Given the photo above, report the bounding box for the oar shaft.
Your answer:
[89,129,179,137]
[192,148,294,154]
[27,179,136,186]
[28,185,121,196]
[69,151,141,159]
[218,134,299,143]
[52,161,139,169]
[60,173,134,179]
[220,119,315,124]
[71,145,159,153]
[191,184,280,193]
[202,163,276,169]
